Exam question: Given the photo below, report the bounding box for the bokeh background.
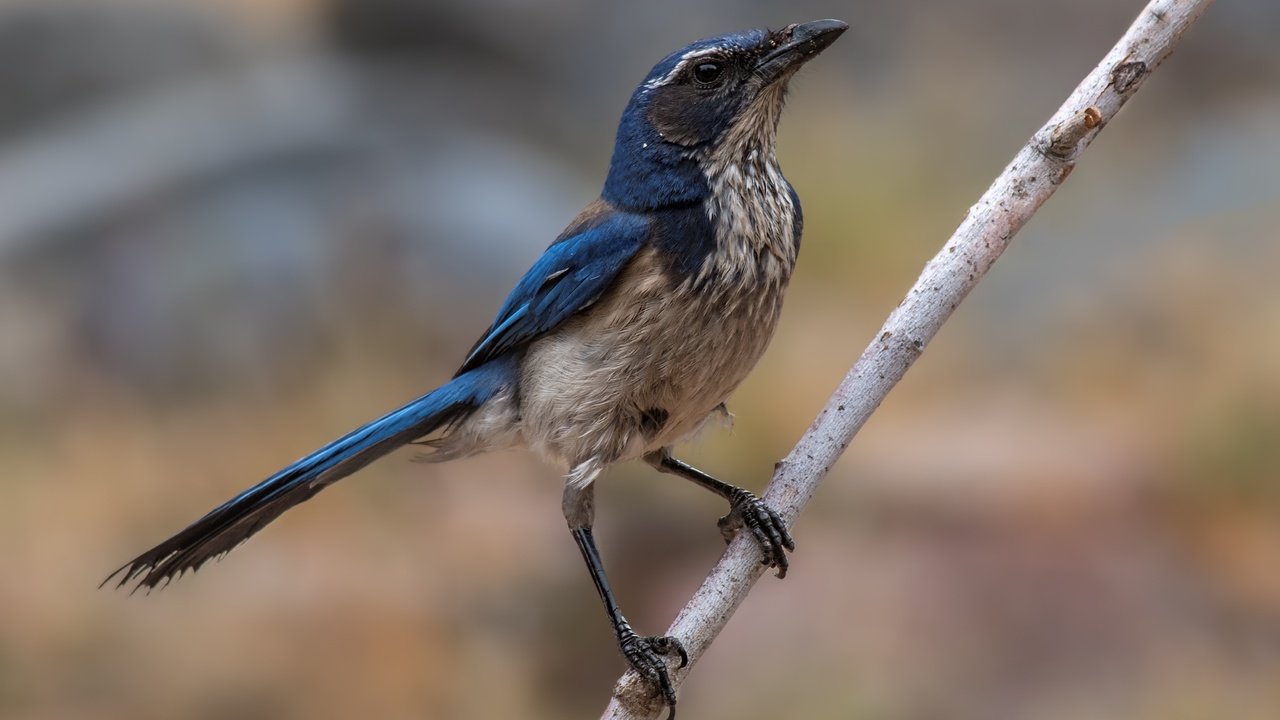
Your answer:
[2,0,1277,718]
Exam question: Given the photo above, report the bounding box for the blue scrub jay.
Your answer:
[109,19,846,716]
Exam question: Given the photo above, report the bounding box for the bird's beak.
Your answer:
[754,19,847,85]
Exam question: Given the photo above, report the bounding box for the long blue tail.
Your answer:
[106,358,516,592]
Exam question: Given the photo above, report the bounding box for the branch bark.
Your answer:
[602,0,1215,716]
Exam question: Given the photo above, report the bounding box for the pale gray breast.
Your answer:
[698,139,798,316]
[673,138,797,405]
[519,142,799,466]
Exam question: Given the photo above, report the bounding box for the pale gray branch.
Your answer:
[602,0,1216,717]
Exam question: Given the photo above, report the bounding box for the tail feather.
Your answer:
[105,358,516,592]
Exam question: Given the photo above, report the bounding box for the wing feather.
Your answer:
[456,207,650,374]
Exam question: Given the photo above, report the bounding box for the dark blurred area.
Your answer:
[1,1,1278,718]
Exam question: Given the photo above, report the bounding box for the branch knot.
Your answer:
[1041,106,1103,160]
[1111,60,1148,94]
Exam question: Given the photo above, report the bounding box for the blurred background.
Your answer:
[1,0,1277,718]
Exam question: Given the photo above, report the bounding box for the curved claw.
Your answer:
[718,490,795,578]
[620,633,686,717]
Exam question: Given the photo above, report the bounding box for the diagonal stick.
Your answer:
[602,0,1217,716]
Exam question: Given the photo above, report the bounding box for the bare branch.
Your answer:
[602,0,1215,716]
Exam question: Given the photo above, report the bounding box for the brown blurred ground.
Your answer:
[1,1,1278,718]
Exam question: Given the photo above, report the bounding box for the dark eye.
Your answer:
[692,61,723,85]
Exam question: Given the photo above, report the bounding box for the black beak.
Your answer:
[755,19,847,83]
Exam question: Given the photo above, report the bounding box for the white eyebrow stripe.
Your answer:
[643,47,725,91]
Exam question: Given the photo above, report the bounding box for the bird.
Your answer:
[107,19,846,717]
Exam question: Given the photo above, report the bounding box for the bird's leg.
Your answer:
[645,449,794,578]
[564,471,687,718]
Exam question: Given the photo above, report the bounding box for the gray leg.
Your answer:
[563,474,687,718]
[645,449,795,578]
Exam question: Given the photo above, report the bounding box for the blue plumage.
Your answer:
[646,203,720,280]
[109,355,519,589]
[109,19,847,718]
[603,27,770,211]
[458,208,650,373]
[603,109,709,209]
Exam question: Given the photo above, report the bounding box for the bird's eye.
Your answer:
[692,62,723,85]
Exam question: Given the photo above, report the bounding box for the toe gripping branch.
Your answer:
[573,526,688,718]
[718,485,795,578]
[652,452,795,577]
[575,453,794,717]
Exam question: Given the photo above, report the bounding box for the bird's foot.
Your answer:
[718,489,795,578]
[619,631,687,719]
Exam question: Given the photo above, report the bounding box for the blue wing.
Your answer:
[456,205,651,374]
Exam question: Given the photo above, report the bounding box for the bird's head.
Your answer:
[604,20,847,210]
